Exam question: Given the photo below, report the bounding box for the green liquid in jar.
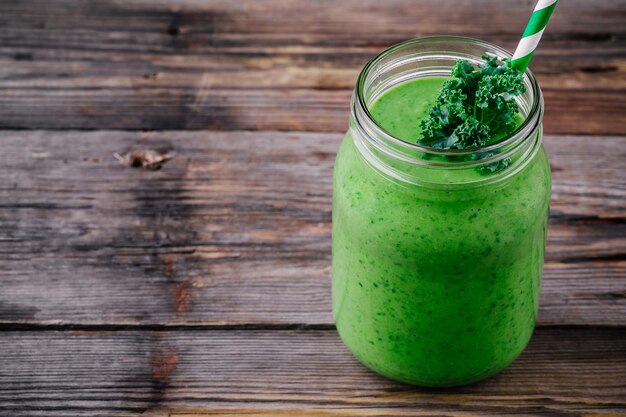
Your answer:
[332,77,551,386]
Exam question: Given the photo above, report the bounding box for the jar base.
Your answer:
[336,325,535,388]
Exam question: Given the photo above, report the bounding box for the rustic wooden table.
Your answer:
[1,1,625,416]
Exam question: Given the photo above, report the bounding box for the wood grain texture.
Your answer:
[0,130,623,326]
[0,328,624,417]
[0,1,624,415]
[0,0,624,133]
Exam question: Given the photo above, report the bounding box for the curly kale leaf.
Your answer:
[419,55,525,150]
[476,153,512,175]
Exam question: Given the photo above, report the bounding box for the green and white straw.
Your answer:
[511,0,559,71]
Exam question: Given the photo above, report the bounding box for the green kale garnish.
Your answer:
[477,154,512,175]
[419,55,526,149]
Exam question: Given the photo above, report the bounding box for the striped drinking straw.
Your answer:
[511,0,559,72]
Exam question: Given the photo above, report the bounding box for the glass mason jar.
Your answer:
[332,37,551,387]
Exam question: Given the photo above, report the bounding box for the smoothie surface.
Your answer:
[369,77,523,146]
[369,77,446,142]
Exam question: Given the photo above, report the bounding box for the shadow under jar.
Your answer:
[332,37,551,387]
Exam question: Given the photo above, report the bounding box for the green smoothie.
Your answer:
[332,77,551,386]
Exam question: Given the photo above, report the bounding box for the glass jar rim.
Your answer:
[355,35,543,157]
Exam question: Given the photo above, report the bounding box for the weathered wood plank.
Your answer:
[0,328,624,417]
[0,131,623,326]
[0,0,624,133]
